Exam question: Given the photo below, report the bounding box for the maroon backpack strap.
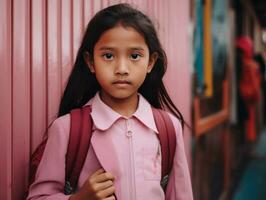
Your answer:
[64,106,92,195]
[152,108,176,190]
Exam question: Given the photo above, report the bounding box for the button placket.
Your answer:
[126,120,133,138]
[125,119,136,199]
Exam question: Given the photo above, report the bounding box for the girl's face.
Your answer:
[86,25,157,105]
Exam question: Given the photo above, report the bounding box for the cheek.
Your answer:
[95,74,110,90]
[142,59,151,72]
[138,61,151,75]
[93,66,108,84]
[93,59,111,74]
[95,69,108,82]
[136,69,149,85]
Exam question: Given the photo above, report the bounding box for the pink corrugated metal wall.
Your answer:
[0,0,191,199]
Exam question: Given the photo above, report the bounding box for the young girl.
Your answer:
[27,3,193,200]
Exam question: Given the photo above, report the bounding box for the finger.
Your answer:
[104,195,116,200]
[95,180,113,191]
[97,186,115,198]
[94,172,115,183]
[90,168,105,178]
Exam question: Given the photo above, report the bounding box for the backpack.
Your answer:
[28,106,176,195]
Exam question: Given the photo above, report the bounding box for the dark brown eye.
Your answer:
[130,53,141,60]
[102,53,114,60]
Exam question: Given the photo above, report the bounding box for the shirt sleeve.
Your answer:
[165,114,194,200]
[27,115,72,200]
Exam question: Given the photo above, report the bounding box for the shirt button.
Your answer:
[126,130,132,137]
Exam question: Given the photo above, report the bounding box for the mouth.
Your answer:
[112,80,131,86]
[113,80,131,84]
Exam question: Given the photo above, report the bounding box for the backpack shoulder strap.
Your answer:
[152,108,176,189]
[65,105,92,194]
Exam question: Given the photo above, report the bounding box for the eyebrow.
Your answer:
[99,47,114,51]
[98,46,145,51]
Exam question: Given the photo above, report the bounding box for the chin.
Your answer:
[110,91,137,100]
[112,93,134,100]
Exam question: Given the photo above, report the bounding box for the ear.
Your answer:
[83,52,95,73]
[147,52,158,73]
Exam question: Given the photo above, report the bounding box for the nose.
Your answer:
[115,57,129,76]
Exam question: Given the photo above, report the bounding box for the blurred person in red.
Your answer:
[254,51,266,124]
[236,36,261,144]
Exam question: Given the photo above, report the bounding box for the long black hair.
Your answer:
[58,3,185,128]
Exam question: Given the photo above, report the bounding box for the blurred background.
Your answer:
[1,0,266,199]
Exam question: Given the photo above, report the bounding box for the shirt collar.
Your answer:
[133,95,158,134]
[85,92,158,133]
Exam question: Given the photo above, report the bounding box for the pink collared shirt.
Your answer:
[27,93,193,200]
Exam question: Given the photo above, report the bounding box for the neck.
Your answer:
[99,92,139,117]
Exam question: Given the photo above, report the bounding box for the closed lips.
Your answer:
[113,80,131,84]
